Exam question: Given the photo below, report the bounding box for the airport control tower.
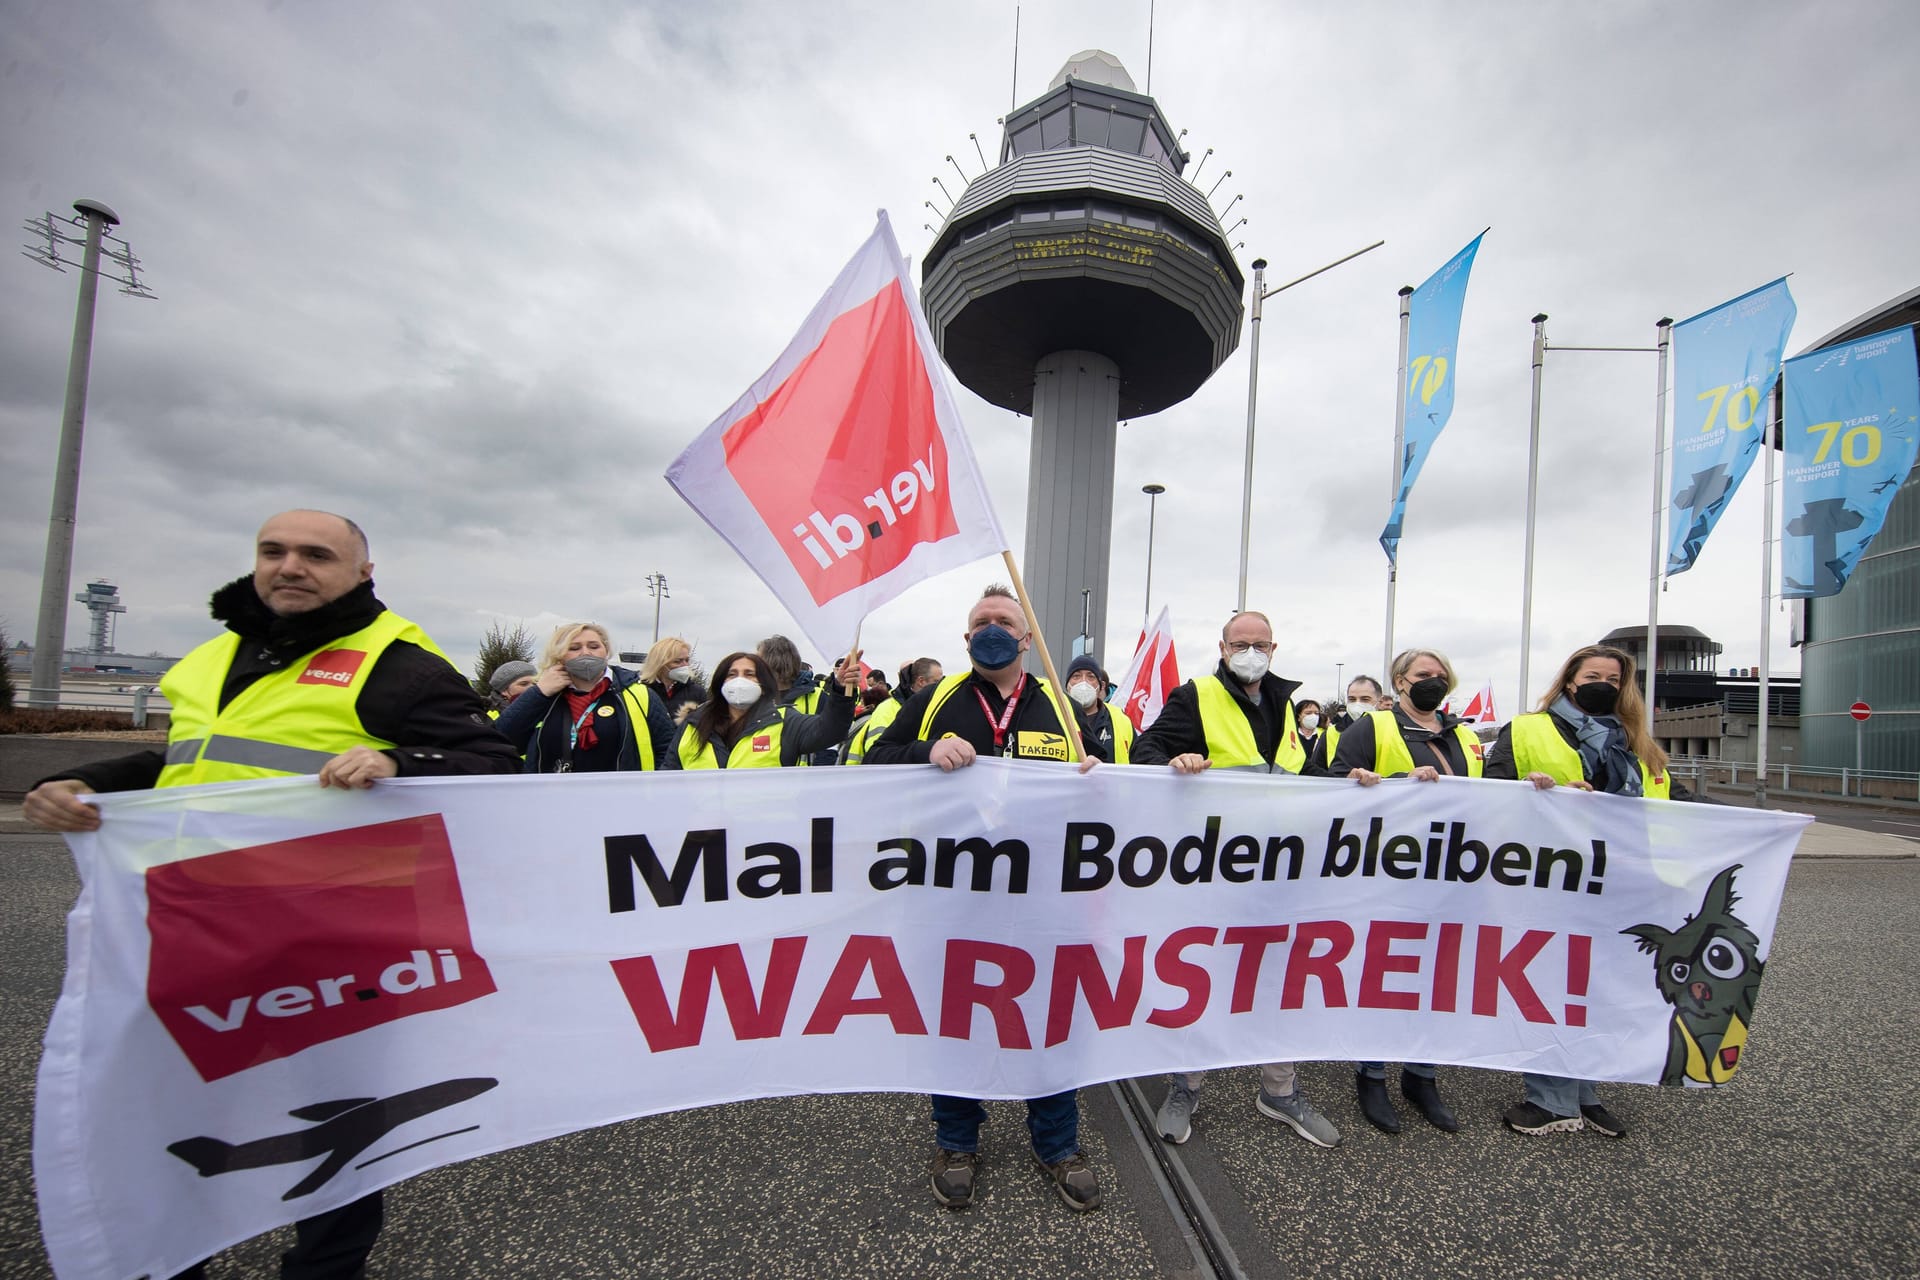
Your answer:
[922,50,1244,664]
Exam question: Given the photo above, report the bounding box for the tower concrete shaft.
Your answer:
[1022,352,1119,669]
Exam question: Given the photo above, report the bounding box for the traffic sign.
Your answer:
[1850,702,1872,721]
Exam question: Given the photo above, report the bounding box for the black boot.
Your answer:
[1400,1071,1459,1132]
[1355,1072,1401,1134]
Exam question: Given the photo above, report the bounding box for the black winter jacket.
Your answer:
[39,577,520,792]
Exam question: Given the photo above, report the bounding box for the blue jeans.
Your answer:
[932,1090,1079,1164]
[1360,1061,1436,1080]
[1522,1072,1601,1115]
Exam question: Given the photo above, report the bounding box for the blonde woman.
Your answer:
[493,622,677,772]
[1485,642,1683,1138]
[638,635,704,722]
[1333,647,1483,1135]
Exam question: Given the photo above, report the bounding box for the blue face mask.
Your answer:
[968,624,1021,671]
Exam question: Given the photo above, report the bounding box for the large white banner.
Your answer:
[37,764,1807,1278]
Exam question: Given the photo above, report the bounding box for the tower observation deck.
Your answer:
[922,52,1244,666]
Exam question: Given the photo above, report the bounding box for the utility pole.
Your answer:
[645,573,670,644]
[21,200,156,707]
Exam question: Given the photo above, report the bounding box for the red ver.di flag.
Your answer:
[1115,606,1181,731]
[667,212,1006,656]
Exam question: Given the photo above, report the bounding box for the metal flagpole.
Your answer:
[1236,240,1385,614]
[1519,314,1548,708]
[1236,260,1268,613]
[1755,387,1779,807]
[1645,318,1673,721]
[1385,285,1412,678]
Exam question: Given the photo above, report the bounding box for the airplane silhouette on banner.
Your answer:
[168,1077,498,1200]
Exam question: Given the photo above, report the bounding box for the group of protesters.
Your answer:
[474,583,1689,1213]
[21,509,1690,1274]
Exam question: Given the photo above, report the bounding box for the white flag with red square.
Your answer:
[1115,607,1181,731]
[666,212,1006,656]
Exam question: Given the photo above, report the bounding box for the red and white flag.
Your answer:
[666,212,1006,656]
[1457,680,1498,726]
[1115,607,1180,731]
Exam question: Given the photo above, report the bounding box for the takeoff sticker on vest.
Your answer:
[597,705,615,717]
[145,815,496,1082]
[296,648,369,687]
[752,735,773,752]
[1015,730,1069,761]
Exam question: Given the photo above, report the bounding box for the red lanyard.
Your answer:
[972,674,1026,753]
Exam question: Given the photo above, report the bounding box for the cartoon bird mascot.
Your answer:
[1622,864,1765,1087]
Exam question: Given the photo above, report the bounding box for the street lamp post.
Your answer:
[23,199,154,708]
[1141,483,1165,631]
[644,573,669,644]
[1236,239,1385,611]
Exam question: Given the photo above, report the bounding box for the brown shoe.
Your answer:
[1035,1151,1102,1211]
[929,1147,978,1209]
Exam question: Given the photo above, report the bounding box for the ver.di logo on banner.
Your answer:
[145,814,497,1082]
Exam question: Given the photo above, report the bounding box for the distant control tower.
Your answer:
[922,50,1244,663]
[74,578,126,653]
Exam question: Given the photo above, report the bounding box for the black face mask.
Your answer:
[1572,681,1620,716]
[1405,676,1449,713]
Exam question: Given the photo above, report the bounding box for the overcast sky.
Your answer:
[5,0,1916,709]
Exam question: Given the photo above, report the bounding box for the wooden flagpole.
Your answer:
[1001,550,1087,762]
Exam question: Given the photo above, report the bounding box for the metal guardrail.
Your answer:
[1667,754,1920,802]
[18,685,168,728]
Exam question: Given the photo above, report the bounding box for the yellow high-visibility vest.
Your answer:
[157,610,447,788]
[916,672,1069,760]
[677,709,789,769]
[1104,703,1135,763]
[1365,709,1484,778]
[846,696,905,764]
[1508,712,1670,798]
[1190,675,1305,772]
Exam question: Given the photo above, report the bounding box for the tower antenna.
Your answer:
[1010,5,1020,111]
[1146,0,1156,94]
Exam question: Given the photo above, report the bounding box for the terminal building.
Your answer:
[1788,286,1920,774]
[1602,624,1799,766]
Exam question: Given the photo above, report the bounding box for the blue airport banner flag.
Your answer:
[1380,231,1485,565]
[1780,325,1920,598]
[1665,279,1797,575]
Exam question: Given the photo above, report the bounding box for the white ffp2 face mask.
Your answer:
[1299,713,1320,731]
[1068,681,1098,708]
[668,664,695,684]
[1226,649,1270,683]
[721,678,761,708]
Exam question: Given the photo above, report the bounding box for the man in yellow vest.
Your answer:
[842,657,943,764]
[1130,610,1343,1150]
[866,585,1102,1213]
[1064,654,1134,763]
[22,509,518,1280]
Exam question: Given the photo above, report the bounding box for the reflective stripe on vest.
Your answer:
[1190,676,1305,772]
[1508,712,1669,799]
[848,696,905,764]
[676,708,788,769]
[156,610,448,788]
[1366,710,1484,778]
[531,682,657,771]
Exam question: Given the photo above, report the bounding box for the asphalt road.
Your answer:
[2,831,1916,1279]
[1706,786,1920,842]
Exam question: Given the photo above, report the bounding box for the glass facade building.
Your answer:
[1792,287,1920,772]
